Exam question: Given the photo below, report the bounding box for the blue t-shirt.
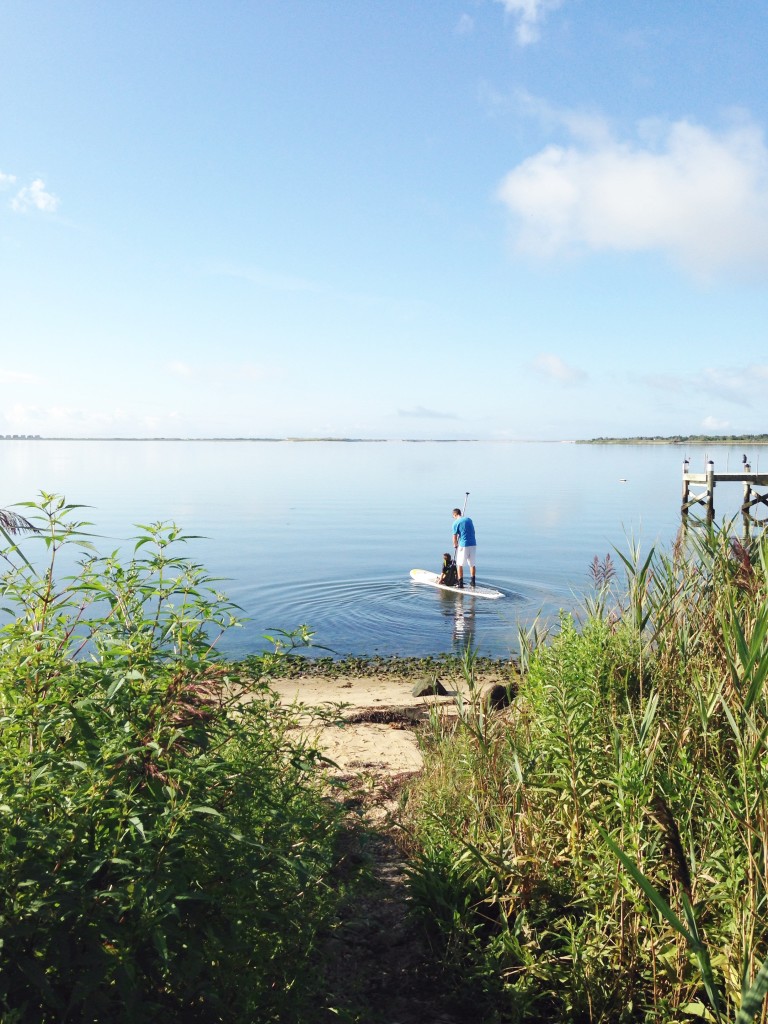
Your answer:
[452,516,476,547]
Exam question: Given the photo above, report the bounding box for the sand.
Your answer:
[271,670,510,1022]
[271,675,444,776]
[271,668,511,780]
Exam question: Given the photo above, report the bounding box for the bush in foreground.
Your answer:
[0,495,342,1023]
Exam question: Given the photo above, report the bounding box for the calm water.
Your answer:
[0,440,760,659]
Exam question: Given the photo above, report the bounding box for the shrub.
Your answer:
[0,495,342,1023]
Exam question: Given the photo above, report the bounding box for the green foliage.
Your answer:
[404,525,768,1022]
[0,495,342,1023]
[578,434,768,444]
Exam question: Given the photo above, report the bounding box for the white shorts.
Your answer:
[455,545,476,570]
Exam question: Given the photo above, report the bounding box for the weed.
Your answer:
[404,524,768,1022]
[0,494,344,1023]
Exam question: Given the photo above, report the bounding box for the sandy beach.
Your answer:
[271,668,519,1022]
[271,674,443,777]
[271,665,514,782]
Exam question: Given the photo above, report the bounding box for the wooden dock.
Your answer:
[682,457,768,522]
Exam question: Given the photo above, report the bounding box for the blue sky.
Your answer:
[2,0,767,439]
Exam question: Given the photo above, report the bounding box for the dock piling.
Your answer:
[682,455,768,525]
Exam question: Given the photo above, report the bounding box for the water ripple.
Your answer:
[227,574,558,660]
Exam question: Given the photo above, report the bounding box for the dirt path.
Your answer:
[272,669,509,1023]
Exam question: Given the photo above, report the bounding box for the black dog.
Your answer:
[438,552,458,587]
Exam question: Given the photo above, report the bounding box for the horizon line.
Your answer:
[0,435,574,444]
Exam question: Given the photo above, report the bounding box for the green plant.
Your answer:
[0,495,343,1023]
[403,525,768,1022]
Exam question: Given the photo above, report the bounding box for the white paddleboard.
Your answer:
[410,569,504,600]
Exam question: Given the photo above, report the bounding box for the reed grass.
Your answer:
[403,523,768,1022]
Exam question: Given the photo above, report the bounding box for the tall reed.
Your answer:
[404,524,768,1022]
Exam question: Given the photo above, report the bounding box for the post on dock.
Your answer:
[681,460,690,517]
[706,459,715,520]
[681,457,714,519]
[681,452,768,528]
[743,480,752,516]
[742,459,752,516]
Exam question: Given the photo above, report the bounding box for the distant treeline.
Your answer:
[14,436,475,443]
[579,434,768,445]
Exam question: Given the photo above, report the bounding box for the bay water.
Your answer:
[1,439,760,660]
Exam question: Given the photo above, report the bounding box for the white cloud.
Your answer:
[455,13,474,35]
[0,172,17,190]
[11,178,60,214]
[398,405,459,420]
[701,415,730,431]
[697,365,768,405]
[0,369,37,384]
[643,364,768,406]
[3,403,112,433]
[494,0,564,45]
[167,361,194,378]
[641,374,677,394]
[2,402,186,437]
[166,360,274,384]
[238,363,271,382]
[214,264,322,294]
[531,353,587,383]
[497,115,768,280]
[512,91,613,146]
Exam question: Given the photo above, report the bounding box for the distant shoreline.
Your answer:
[2,434,767,445]
[577,434,768,445]
[1,436,562,443]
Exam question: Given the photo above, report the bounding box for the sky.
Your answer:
[2,0,767,440]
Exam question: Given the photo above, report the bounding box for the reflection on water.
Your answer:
[1,439,757,659]
[451,602,477,650]
[434,588,478,651]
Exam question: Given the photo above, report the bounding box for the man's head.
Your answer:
[452,508,461,517]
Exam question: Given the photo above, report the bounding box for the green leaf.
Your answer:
[736,954,768,1024]
[680,1001,717,1021]
[597,825,696,944]
[128,816,146,838]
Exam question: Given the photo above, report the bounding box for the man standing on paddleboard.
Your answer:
[452,508,476,589]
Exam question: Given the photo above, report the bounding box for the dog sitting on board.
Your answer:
[438,552,458,587]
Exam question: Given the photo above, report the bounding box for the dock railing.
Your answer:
[682,456,768,523]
